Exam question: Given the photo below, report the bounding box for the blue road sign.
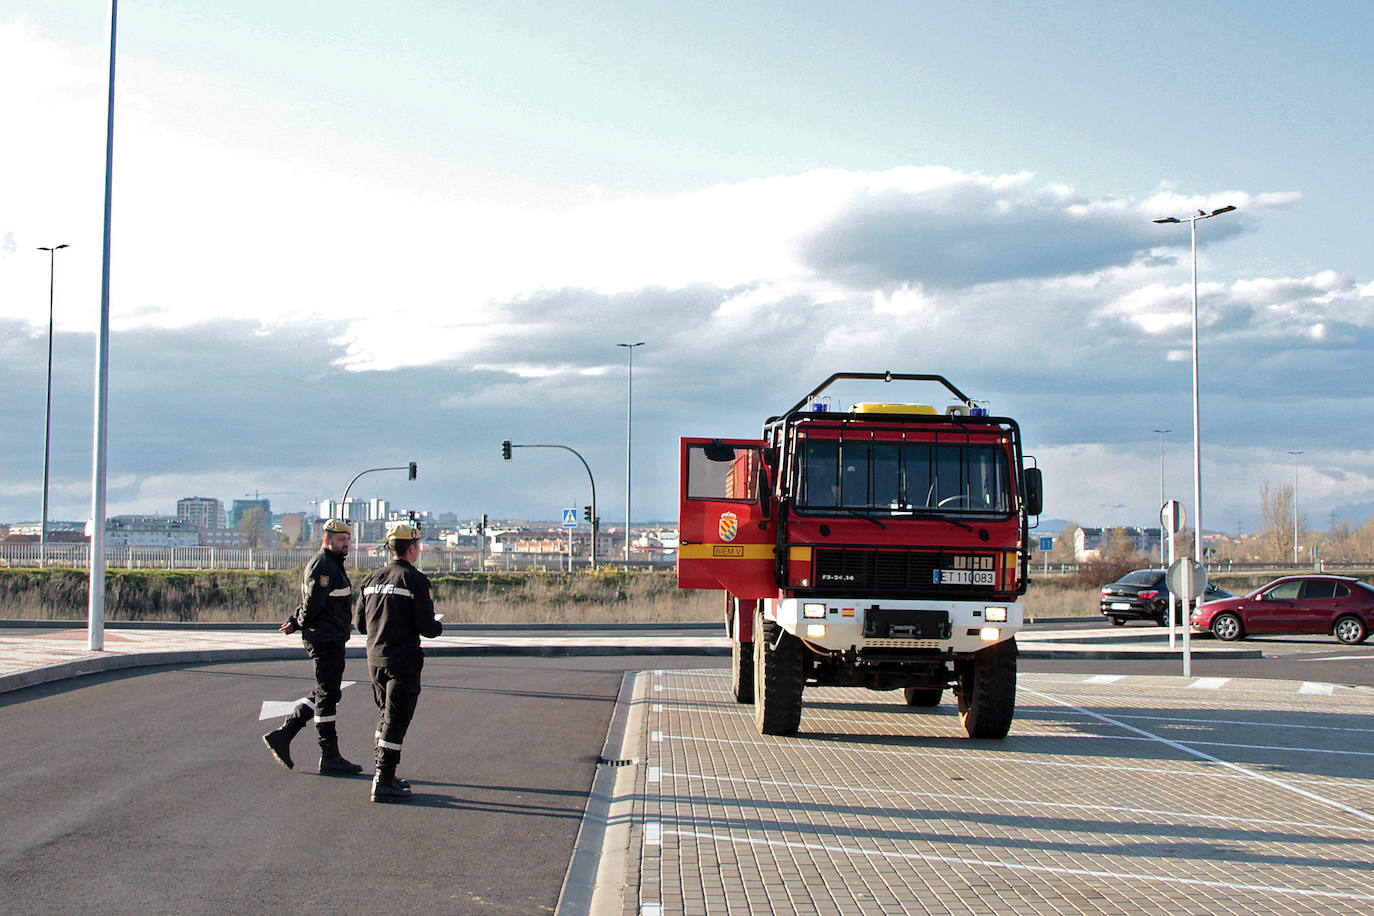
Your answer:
[1038,536,1054,552]
[562,508,579,528]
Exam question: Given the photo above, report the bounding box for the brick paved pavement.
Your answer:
[601,669,1374,915]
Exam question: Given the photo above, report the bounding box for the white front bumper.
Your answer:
[769,596,1023,654]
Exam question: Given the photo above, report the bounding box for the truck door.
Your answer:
[677,437,777,598]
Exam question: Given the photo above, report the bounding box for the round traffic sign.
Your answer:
[1166,557,1207,599]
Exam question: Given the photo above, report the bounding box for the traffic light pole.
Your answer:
[502,441,597,566]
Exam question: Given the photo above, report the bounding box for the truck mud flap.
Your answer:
[861,607,952,640]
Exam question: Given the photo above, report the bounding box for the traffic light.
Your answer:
[408,461,417,480]
[583,505,592,523]
[501,439,512,460]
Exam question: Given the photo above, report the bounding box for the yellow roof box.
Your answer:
[849,402,936,414]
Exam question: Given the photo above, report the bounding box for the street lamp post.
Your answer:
[1153,205,1236,571]
[89,0,121,652]
[1152,428,1171,564]
[1289,450,1303,565]
[617,342,645,566]
[37,244,69,569]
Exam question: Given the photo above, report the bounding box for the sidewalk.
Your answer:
[0,621,1259,695]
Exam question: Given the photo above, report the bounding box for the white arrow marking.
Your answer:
[258,680,356,720]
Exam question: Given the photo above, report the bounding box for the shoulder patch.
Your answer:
[318,576,330,588]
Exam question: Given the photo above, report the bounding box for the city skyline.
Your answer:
[4,4,1374,533]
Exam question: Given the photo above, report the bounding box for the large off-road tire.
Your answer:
[956,638,1017,739]
[730,603,755,704]
[903,687,943,707]
[752,606,804,736]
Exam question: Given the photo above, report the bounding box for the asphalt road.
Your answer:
[1026,617,1374,686]
[0,654,707,916]
[2,622,1370,915]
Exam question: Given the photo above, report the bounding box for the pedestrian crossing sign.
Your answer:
[562,508,578,527]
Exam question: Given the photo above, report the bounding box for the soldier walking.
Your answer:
[262,518,365,776]
[354,522,443,803]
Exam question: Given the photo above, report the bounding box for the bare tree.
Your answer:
[1258,481,1306,562]
[237,507,271,550]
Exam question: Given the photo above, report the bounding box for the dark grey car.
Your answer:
[1100,568,1231,626]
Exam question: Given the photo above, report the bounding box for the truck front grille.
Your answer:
[812,547,995,598]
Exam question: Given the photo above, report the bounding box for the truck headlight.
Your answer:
[805,624,827,638]
[984,606,1008,623]
[803,603,827,619]
[979,627,1001,641]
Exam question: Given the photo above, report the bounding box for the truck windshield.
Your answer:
[797,440,1010,515]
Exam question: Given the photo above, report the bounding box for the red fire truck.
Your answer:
[678,372,1043,738]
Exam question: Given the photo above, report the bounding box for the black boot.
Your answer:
[262,704,312,770]
[317,723,364,776]
[371,747,413,803]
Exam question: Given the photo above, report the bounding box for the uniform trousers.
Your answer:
[369,658,422,748]
[303,639,346,722]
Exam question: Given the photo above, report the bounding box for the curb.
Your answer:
[0,641,1261,697]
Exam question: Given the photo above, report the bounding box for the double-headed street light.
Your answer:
[617,342,645,566]
[37,244,69,569]
[1153,205,1236,568]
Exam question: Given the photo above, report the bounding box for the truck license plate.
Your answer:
[938,569,995,586]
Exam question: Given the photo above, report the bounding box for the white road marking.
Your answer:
[1300,681,1336,695]
[1084,674,1124,684]
[1189,677,1230,689]
[257,681,356,720]
[658,771,1374,836]
[663,829,1374,903]
[650,730,663,743]
[643,823,661,846]
[1036,708,1374,734]
[1023,686,1374,826]
[647,766,661,784]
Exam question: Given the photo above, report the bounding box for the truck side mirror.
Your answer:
[1023,467,1043,517]
[703,440,736,462]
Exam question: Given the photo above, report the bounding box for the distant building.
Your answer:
[227,498,271,529]
[177,496,226,530]
[1073,526,1164,563]
[278,512,306,545]
[201,528,245,548]
[103,515,200,547]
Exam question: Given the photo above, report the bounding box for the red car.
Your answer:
[1191,575,1373,644]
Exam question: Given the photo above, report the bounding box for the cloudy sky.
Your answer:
[3,1,1373,534]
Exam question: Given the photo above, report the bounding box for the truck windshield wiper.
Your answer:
[907,510,974,531]
[835,508,886,529]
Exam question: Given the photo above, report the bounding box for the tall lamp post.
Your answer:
[37,244,69,569]
[617,341,645,565]
[1153,205,1236,569]
[1289,449,1303,565]
[89,0,121,651]
[1152,428,1171,564]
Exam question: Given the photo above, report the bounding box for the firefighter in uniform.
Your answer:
[261,519,365,775]
[354,522,443,803]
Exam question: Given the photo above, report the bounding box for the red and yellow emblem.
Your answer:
[718,511,739,542]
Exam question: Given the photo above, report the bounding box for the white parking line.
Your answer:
[1023,687,1374,827]
[1035,708,1374,734]
[661,733,1264,781]
[658,771,1374,836]
[663,829,1374,904]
